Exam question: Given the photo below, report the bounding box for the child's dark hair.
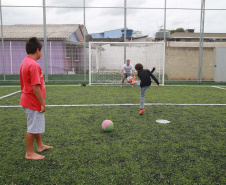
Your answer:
[135,63,143,71]
[26,37,42,54]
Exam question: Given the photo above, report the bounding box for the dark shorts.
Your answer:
[123,73,132,79]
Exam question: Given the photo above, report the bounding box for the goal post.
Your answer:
[89,42,165,85]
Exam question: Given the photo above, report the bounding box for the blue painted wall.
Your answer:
[90,33,104,38]
[90,28,133,38]
[67,33,79,42]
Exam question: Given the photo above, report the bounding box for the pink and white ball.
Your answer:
[127,76,133,83]
[102,120,114,132]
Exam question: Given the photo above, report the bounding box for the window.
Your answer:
[176,39,181,42]
[206,39,214,42]
[65,44,70,58]
[185,38,191,42]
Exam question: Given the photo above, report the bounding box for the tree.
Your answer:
[132,30,143,37]
[169,28,185,34]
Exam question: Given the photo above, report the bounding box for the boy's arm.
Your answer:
[150,67,156,74]
[150,73,161,87]
[33,85,46,112]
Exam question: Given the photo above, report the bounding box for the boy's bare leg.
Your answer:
[25,132,45,160]
[35,133,53,152]
[121,78,124,84]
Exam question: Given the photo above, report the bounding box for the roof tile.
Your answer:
[0,24,80,40]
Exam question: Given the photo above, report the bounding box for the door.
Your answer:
[214,48,226,82]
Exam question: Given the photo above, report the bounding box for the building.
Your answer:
[89,28,153,42]
[154,28,226,81]
[90,28,133,39]
[155,29,170,41]
[169,29,226,42]
[165,29,226,81]
[0,24,88,75]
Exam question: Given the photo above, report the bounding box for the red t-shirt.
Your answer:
[20,56,46,111]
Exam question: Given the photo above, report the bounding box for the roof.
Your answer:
[0,24,81,40]
[90,28,133,35]
[170,32,226,39]
[90,38,125,42]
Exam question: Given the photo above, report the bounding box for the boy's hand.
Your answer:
[40,105,46,113]
[158,84,161,87]
[153,66,156,69]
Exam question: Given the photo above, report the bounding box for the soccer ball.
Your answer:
[127,76,133,83]
[102,120,114,131]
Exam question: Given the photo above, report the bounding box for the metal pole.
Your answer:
[163,0,166,43]
[10,41,13,74]
[162,0,166,86]
[89,42,91,85]
[198,0,205,82]
[124,0,127,64]
[43,0,48,82]
[0,0,5,81]
[50,41,52,74]
[83,0,86,81]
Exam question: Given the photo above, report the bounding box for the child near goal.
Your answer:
[131,63,161,115]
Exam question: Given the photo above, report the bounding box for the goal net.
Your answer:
[89,42,165,85]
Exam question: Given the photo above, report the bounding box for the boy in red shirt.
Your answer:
[20,37,53,160]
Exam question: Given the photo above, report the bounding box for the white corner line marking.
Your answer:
[0,90,21,100]
[212,86,226,90]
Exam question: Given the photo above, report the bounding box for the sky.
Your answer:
[1,0,226,37]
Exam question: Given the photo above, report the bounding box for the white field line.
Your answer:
[45,85,82,87]
[1,103,226,108]
[212,86,226,90]
[0,86,20,87]
[0,90,21,100]
[81,85,223,87]
[0,85,225,88]
[0,85,81,88]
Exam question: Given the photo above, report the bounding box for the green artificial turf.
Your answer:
[0,74,89,82]
[0,85,225,184]
[0,87,20,97]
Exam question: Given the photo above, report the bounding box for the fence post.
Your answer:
[162,0,167,86]
[43,0,48,82]
[0,0,5,81]
[83,0,86,82]
[124,0,127,64]
[198,0,205,82]
[10,41,13,74]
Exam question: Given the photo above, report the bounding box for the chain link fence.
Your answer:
[0,0,226,82]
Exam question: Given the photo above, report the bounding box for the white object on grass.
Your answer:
[156,119,170,124]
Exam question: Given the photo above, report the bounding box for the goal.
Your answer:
[89,42,165,85]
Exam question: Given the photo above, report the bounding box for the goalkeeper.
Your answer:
[131,63,161,115]
[121,59,135,87]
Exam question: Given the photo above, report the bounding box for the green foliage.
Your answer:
[0,85,226,184]
[169,27,185,34]
[132,30,143,37]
